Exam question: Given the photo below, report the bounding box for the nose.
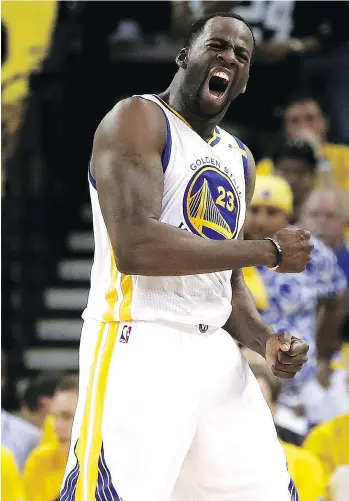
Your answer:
[217,52,238,68]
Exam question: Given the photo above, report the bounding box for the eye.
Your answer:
[236,50,249,62]
[208,43,222,50]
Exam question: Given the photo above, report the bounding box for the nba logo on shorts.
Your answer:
[120,325,132,343]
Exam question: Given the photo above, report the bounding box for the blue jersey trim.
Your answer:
[136,95,172,173]
[233,136,249,185]
[89,163,97,190]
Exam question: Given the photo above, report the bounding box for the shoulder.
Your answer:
[95,96,167,143]
[4,411,41,439]
[324,142,349,155]
[310,235,338,266]
[308,236,347,288]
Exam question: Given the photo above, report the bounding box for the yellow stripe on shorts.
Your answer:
[75,322,119,501]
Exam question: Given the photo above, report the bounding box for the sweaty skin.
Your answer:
[91,16,312,378]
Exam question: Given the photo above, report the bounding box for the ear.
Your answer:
[176,47,188,69]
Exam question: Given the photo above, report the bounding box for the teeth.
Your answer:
[213,71,229,81]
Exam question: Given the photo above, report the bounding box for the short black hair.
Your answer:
[183,12,256,49]
[21,373,62,411]
[56,374,79,393]
[285,92,326,115]
[272,139,318,172]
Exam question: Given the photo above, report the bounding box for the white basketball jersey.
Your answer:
[82,94,248,327]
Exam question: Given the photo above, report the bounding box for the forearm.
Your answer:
[223,271,274,357]
[114,220,276,276]
[316,289,348,360]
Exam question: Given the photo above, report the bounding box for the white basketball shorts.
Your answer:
[60,319,297,501]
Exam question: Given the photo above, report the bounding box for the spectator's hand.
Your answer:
[266,332,309,379]
[317,359,332,388]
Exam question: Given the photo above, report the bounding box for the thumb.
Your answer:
[276,331,292,352]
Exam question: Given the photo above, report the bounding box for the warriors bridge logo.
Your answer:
[183,165,240,240]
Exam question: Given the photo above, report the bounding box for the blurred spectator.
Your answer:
[244,175,347,427]
[1,447,25,501]
[1,407,41,471]
[303,413,349,485]
[270,136,349,234]
[257,96,349,195]
[271,139,318,222]
[23,374,78,501]
[300,189,349,341]
[21,373,62,429]
[250,363,326,501]
[1,351,42,471]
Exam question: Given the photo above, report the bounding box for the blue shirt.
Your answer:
[336,242,349,314]
[1,410,42,471]
[258,237,347,389]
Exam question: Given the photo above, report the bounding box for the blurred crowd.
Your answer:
[2,1,349,501]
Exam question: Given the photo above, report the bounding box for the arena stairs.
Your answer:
[25,203,94,375]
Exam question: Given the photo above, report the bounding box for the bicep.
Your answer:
[91,98,166,246]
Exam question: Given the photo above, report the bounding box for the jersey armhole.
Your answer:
[88,161,97,190]
[233,136,249,185]
[135,95,172,172]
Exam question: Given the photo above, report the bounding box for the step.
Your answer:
[67,232,94,253]
[25,348,79,371]
[44,288,89,310]
[80,203,92,224]
[36,318,83,341]
[58,259,92,281]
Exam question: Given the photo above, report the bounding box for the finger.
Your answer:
[273,361,304,373]
[271,366,298,380]
[288,340,309,357]
[276,332,292,352]
[277,351,308,366]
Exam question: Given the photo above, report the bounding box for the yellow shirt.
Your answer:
[23,443,67,501]
[282,441,326,501]
[1,447,25,501]
[41,415,59,446]
[242,266,268,311]
[303,413,349,483]
[257,143,349,191]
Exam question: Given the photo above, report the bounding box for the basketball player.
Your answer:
[61,13,313,501]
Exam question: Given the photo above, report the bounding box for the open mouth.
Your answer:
[208,71,230,99]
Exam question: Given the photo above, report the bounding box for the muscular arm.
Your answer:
[224,148,274,357]
[91,97,278,276]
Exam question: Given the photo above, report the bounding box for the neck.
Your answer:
[158,72,227,141]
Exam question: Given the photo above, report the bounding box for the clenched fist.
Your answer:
[265,332,309,379]
[268,227,314,273]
